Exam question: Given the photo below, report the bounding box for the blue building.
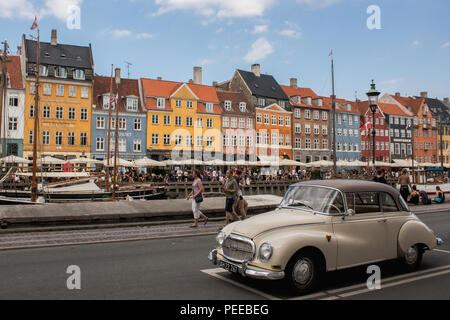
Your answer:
[91,70,147,161]
[330,100,361,163]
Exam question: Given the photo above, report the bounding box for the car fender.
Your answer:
[398,219,436,255]
[252,225,337,272]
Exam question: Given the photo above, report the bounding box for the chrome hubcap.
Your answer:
[405,246,418,264]
[293,258,313,285]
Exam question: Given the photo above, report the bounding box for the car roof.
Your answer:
[292,180,400,196]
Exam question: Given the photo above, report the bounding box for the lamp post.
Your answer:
[366,80,380,174]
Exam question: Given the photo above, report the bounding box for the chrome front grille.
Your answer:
[222,234,255,262]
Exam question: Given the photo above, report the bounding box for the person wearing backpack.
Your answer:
[186,169,208,228]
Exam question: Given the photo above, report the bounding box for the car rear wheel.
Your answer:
[402,244,423,271]
[285,253,320,294]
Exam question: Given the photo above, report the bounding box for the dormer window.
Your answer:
[239,102,247,112]
[206,103,214,113]
[224,101,232,111]
[103,94,115,110]
[294,96,301,104]
[39,65,48,77]
[127,97,138,112]
[302,97,312,105]
[55,67,67,78]
[74,69,85,80]
[346,103,351,111]
[157,98,165,108]
[313,98,323,107]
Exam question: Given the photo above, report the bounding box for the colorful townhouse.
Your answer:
[381,94,437,164]
[327,98,361,163]
[215,89,255,161]
[20,30,94,160]
[0,55,25,157]
[414,92,450,164]
[141,68,222,161]
[281,80,330,163]
[357,100,391,163]
[91,70,147,161]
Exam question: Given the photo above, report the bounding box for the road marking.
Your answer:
[434,249,450,254]
[200,268,281,300]
[335,268,450,299]
[288,291,330,300]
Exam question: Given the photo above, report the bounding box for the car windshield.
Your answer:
[280,185,345,214]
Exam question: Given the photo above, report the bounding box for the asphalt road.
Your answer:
[0,211,449,300]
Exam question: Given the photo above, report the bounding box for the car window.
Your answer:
[327,192,345,214]
[345,192,381,214]
[380,192,398,212]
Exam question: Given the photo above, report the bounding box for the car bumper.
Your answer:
[437,237,444,246]
[208,249,285,281]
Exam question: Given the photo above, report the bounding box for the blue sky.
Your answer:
[1,0,449,101]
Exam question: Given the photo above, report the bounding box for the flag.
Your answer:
[360,121,372,132]
[110,94,118,104]
[406,120,411,129]
[30,16,38,30]
[329,49,333,57]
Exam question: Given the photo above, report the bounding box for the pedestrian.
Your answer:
[398,169,411,202]
[186,169,208,228]
[233,170,248,220]
[433,186,445,204]
[374,169,387,184]
[221,169,240,229]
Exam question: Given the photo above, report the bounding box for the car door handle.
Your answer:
[378,219,387,223]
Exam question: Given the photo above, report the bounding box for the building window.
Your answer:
[285,116,290,127]
[295,108,301,118]
[295,123,301,134]
[304,110,311,119]
[305,139,311,149]
[187,101,193,109]
[186,117,193,127]
[157,98,165,108]
[197,118,203,128]
[30,82,36,95]
[271,115,277,125]
[247,118,253,129]
[175,116,182,126]
[29,105,35,118]
[8,117,18,131]
[55,132,63,145]
[43,83,52,96]
[322,111,327,121]
[8,95,18,107]
[207,118,213,128]
[222,117,229,128]
[119,139,126,152]
[42,131,50,145]
[278,116,284,126]
[97,117,105,129]
[322,139,328,149]
[119,118,126,130]
[239,103,247,112]
[175,135,182,146]
[152,114,159,125]
[152,133,159,145]
[56,106,64,119]
[55,67,67,78]
[69,107,76,120]
[163,134,171,145]
[80,108,88,121]
[206,103,213,113]
[163,115,171,126]
[81,87,89,99]
[239,118,245,129]
[28,130,34,144]
[256,114,262,124]
[69,86,77,98]
[224,101,232,111]
[206,136,213,147]
[135,118,142,131]
[305,124,311,135]
[295,138,301,149]
[73,69,85,80]
[134,139,142,152]
[322,126,328,136]
[231,117,237,128]
[197,136,203,147]
[43,105,51,118]
[313,110,319,120]
[127,98,138,112]
[68,132,75,145]
[176,100,182,108]
[96,138,104,151]
[186,135,193,147]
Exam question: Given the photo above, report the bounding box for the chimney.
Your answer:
[188,79,194,84]
[395,92,401,97]
[444,98,449,103]
[290,78,298,88]
[157,76,162,80]
[50,29,57,46]
[251,64,261,77]
[420,91,428,98]
[193,66,202,85]
[212,81,218,87]
[115,68,121,85]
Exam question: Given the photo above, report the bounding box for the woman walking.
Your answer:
[398,169,411,202]
[186,170,208,228]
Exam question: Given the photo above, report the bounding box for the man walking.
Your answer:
[221,169,240,229]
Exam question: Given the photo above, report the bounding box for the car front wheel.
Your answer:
[285,254,320,294]
[402,244,423,271]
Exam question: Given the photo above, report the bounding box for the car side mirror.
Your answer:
[346,209,355,216]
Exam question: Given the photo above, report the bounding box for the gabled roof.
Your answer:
[416,96,450,121]
[378,102,413,117]
[322,97,352,112]
[280,85,319,99]
[237,69,289,101]
[24,38,93,69]
[257,103,292,113]
[216,89,253,116]
[391,95,424,115]
[1,55,24,90]
[188,83,220,103]
[93,76,144,113]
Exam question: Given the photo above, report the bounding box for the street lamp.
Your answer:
[366,80,380,173]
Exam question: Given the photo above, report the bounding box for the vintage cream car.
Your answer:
[209,180,443,294]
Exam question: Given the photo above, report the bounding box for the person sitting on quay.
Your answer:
[409,185,420,205]
[434,186,445,204]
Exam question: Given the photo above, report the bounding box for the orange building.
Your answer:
[255,103,292,160]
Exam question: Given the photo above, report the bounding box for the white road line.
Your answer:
[288,291,330,300]
[200,268,281,300]
[335,269,450,299]
[434,249,450,254]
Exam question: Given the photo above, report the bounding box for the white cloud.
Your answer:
[136,32,156,39]
[0,0,36,19]
[216,27,223,33]
[110,29,133,38]
[280,29,302,39]
[296,0,339,9]
[412,40,420,47]
[154,0,275,18]
[441,42,450,48]
[42,0,83,21]
[0,0,83,21]
[252,24,268,34]
[244,37,274,63]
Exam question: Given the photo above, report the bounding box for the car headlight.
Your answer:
[258,243,273,262]
[216,231,226,247]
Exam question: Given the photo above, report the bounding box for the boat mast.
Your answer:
[31,30,40,202]
[331,57,337,178]
[0,40,10,158]
[105,64,113,192]
[113,72,119,201]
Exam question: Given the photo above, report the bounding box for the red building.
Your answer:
[356,101,391,163]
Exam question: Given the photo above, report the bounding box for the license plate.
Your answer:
[219,260,238,273]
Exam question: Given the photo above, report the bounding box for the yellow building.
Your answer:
[141,78,222,161]
[20,30,94,160]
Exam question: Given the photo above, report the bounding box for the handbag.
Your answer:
[195,193,203,203]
